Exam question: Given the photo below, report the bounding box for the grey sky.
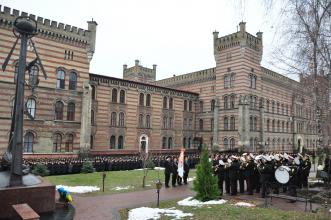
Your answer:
[1,0,284,80]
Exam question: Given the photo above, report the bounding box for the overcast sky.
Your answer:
[1,0,286,80]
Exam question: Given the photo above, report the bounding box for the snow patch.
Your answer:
[56,185,100,194]
[112,186,133,191]
[154,167,165,170]
[177,197,227,207]
[234,202,255,207]
[187,177,196,182]
[128,207,193,220]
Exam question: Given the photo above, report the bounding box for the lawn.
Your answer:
[120,199,328,220]
[45,169,196,196]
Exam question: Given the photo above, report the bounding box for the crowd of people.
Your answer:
[210,152,312,199]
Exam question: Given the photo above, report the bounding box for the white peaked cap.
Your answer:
[227,158,232,163]
[219,160,225,165]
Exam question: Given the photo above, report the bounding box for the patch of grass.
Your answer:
[121,199,328,220]
[45,169,196,196]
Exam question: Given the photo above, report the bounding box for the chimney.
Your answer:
[123,64,127,71]
[135,60,139,66]
[239,21,246,33]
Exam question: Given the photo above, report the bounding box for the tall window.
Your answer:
[55,101,64,120]
[26,98,36,119]
[230,73,235,87]
[224,116,228,130]
[230,116,235,130]
[188,137,191,148]
[146,94,151,106]
[53,133,62,152]
[119,112,125,127]
[254,138,258,151]
[250,116,253,131]
[254,117,257,131]
[120,90,125,104]
[169,98,173,109]
[277,120,280,132]
[272,120,275,132]
[118,136,124,149]
[162,137,167,149]
[67,102,75,121]
[211,99,215,111]
[111,112,117,126]
[65,134,74,152]
[112,88,118,103]
[146,115,151,128]
[91,110,95,125]
[230,138,235,150]
[163,97,168,109]
[91,85,96,100]
[267,119,270,132]
[169,117,173,128]
[282,121,285,132]
[224,74,230,88]
[266,100,270,112]
[277,102,280,114]
[188,118,192,130]
[183,137,186,148]
[69,71,77,90]
[224,138,229,149]
[199,119,203,131]
[56,69,65,89]
[224,96,228,109]
[23,132,34,152]
[230,95,235,109]
[163,116,167,129]
[139,114,144,127]
[90,135,94,149]
[199,101,203,112]
[189,101,192,111]
[29,65,39,87]
[249,73,257,89]
[184,100,187,111]
[110,135,116,149]
[272,101,275,113]
[168,137,173,149]
[139,93,144,106]
[250,138,254,150]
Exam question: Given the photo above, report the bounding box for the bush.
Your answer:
[81,161,95,173]
[32,163,50,176]
[146,159,155,170]
[193,147,219,201]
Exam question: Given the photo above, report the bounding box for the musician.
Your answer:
[171,157,178,187]
[238,156,246,193]
[215,158,226,196]
[253,156,261,193]
[301,154,311,188]
[224,157,231,194]
[229,156,240,196]
[259,155,273,198]
[244,154,255,195]
[183,156,190,185]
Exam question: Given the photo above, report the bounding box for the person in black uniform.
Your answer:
[224,156,231,194]
[301,154,311,188]
[216,158,226,196]
[238,156,246,194]
[183,156,190,184]
[229,156,240,196]
[172,157,178,187]
[244,154,255,195]
[164,156,172,188]
[259,155,273,198]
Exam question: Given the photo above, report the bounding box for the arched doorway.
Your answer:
[298,138,302,153]
[139,134,149,153]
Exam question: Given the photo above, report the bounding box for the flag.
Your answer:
[178,148,185,178]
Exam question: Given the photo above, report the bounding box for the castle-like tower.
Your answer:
[123,60,156,83]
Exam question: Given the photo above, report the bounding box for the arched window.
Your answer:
[272,101,275,113]
[67,102,75,121]
[254,117,257,131]
[189,101,192,111]
[118,136,124,149]
[53,133,62,152]
[168,137,173,149]
[139,114,144,127]
[188,118,192,129]
[286,122,289,132]
[188,137,191,148]
[69,71,77,90]
[146,115,151,128]
[250,116,253,131]
[230,138,235,150]
[184,100,187,111]
[163,116,167,129]
[110,135,116,149]
[91,85,96,100]
[224,96,228,109]
[272,138,276,149]
[199,101,204,112]
[267,119,270,132]
[183,137,186,148]
[230,116,235,130]
[277,120,280,132]
[14,62,18,83]
[224,138,229,149]
[29,65,39,87]
[26,98,36,119]
[282,121,285,132]
[55,101,64,120]
[230,95,235,109]
[112,88,118,103]
[169,117,173,128]
[119,90,125,104]
[91,109,95,125]
[254,138,258,151]
[56,69,65,89]
[119,112,125,127]
[266,100,270,112]
[146,94,151,106]
[163,97,167,109]
[224,116,228,130]
[211,99,215,111]
[139,93,144,106]
[90,135,94,149]
[281,104,284,115]
[272,120,275,132]
[162,137,167,149]
[250,138,254,150]
[111,112,117,126]
[65,134,74,152]
[169,97,173,109]
[23,132,34,152]
[199,119,203,131]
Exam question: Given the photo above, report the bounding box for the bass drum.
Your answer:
[275,166,291,184]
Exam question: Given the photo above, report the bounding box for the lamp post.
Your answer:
[155,179,162,207]
[102,172,106,192]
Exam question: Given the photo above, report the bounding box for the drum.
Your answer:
[275,166,291,184]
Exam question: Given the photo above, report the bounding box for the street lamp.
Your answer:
[155,179,162,207]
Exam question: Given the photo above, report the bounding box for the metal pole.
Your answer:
[9,33,28,187]
[157,189,160,207]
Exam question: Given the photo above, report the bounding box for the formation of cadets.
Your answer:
[211,152,312,199]
[3,154,200,176]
